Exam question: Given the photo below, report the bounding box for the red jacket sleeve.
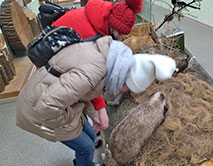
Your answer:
[91,96,106,110]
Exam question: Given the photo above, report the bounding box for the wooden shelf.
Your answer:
[0,56,33,99]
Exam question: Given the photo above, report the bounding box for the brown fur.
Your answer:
[123,35,156,53]
[108,92,167,165]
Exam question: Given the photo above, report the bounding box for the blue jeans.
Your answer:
[61,116,96,166]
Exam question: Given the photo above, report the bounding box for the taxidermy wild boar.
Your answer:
[107,92,168,166]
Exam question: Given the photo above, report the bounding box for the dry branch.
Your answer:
[155,0,201,32]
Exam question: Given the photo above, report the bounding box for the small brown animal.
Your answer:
[123,35,156,53]
[108,92,168,165]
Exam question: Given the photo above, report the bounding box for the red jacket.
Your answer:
[52,0,113,39]
[52,0,113,110]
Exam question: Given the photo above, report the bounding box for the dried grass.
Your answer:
[107,23,213,166]
[131,72,213,166]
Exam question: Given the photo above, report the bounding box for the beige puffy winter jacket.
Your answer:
[16,36,113,142]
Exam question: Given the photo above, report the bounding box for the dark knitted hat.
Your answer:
[108,0,143,35]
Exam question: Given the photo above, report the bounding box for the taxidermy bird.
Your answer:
[174,55,191,74]
[163,14,174,22]
[171,0,200,9]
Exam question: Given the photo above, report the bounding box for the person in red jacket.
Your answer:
[52,0,143,134]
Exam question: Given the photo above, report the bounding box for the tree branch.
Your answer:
[155,0,201,32]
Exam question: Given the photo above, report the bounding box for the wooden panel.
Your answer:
[0,0,34,51]
[0,56,33,99]
[23,0,31,6]
[0,34,5,48]
[23,8,42,37]
[11,0,34,48]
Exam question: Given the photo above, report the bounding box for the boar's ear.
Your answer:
[159,93,165,102]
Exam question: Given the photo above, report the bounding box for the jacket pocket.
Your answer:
[62,102,85,128]
[65,106,75,125]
